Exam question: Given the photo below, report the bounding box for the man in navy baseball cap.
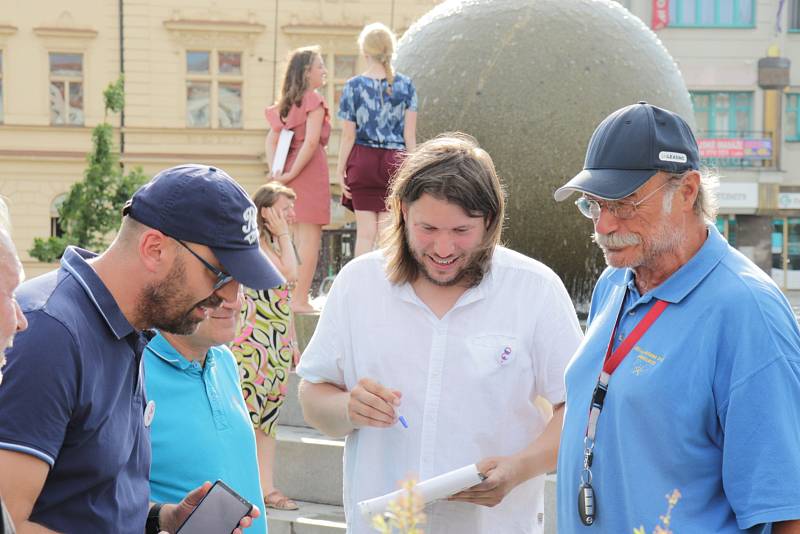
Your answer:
[123,163,283,291]
[0,163,264,534]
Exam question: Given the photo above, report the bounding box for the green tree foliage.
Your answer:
[29,76,147,262]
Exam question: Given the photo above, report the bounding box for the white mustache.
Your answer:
[593,232,641,249]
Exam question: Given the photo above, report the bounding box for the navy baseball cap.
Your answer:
[554,102,700,201]
[122,164,283,290]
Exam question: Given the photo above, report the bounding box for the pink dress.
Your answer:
[266,91,331,225]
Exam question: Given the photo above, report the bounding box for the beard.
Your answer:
[593,214,684,269]
[136,258,222,335]
[407,231,487,288]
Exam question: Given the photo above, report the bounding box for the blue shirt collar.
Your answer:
[60,246,136,340]
[609,224,729,304]
[144,332,215,372]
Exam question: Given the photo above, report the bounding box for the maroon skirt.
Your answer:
[342,144,403,212]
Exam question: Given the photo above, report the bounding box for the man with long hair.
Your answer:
[297,134,582,534]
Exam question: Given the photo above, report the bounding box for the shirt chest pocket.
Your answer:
[466,334,522,375]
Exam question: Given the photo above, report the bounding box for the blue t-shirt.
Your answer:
[0,247,151,533]
[144,334,267,534]
[337,73,417,150]
[557,226,800,533]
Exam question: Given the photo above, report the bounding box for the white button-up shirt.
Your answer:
[298,247,582,534]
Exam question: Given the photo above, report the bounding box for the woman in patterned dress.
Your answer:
[336,22,417,256]
[265,46,331,313]
[231,182,301,511]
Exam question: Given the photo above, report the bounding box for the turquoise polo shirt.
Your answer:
[144,334,267,534]
[558,225,800,532]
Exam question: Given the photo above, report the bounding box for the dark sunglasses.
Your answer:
[173,238,234,291]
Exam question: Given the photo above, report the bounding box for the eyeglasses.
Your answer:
[173,238,234,291]
[574,180,675,220]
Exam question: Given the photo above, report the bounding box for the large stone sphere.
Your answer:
[396,0,693,307]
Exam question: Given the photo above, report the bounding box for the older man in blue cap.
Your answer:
[0,165,280,534]
[554,102,800,533]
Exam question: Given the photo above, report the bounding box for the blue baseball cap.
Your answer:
[554,102,700,201]
[122,164,283,290]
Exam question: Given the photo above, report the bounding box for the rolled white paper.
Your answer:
[358,463,484,519]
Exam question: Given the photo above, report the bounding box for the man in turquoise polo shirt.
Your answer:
[554,102,800,532]
[145,288,267,534]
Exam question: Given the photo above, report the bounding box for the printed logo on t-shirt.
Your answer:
[631,345,665,376]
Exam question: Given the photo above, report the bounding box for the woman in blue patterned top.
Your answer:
[336,22,417,256]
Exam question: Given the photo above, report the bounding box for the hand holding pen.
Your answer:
[347,378,405,429]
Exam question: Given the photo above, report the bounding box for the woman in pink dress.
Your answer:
[265,46,331,313]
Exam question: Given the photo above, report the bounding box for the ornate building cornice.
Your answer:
[163,18,266,49]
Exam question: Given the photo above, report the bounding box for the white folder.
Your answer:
[271,129,294,175]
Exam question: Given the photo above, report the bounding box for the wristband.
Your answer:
[146,503,163,534]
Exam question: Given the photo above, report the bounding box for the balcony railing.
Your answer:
[696,130,774,169]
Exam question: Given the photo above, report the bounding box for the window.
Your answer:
[668,0,754,28]
[331,54,358,121]
[692,91,765,167]
[0,51,4,123]
[186,50,242,128]
[772,217,800,289]
[334,54,357,79]
[791,0,800,30]
[49,53,83,126]
[715,215,737,246]
[787,94,800,141]
[691,91,753,134]
[50,194,66,238]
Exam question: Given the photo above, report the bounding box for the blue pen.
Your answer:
[398,415,409,428]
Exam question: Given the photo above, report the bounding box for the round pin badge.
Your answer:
[144,400,156,428]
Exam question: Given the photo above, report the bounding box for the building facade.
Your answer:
[623,0,800,290]
[4,0,799,290]
[0,0,437,277]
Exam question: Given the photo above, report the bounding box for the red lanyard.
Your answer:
[578,294,669,527]
[586,296,669,443]
[603,299,669,375]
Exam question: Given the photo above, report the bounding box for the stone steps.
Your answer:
[273,425,344,507]
[294,312,319,353]
[268,311,345,533]
[266,500,346,534]
[545,474,556,534]
[280,371,307,428]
